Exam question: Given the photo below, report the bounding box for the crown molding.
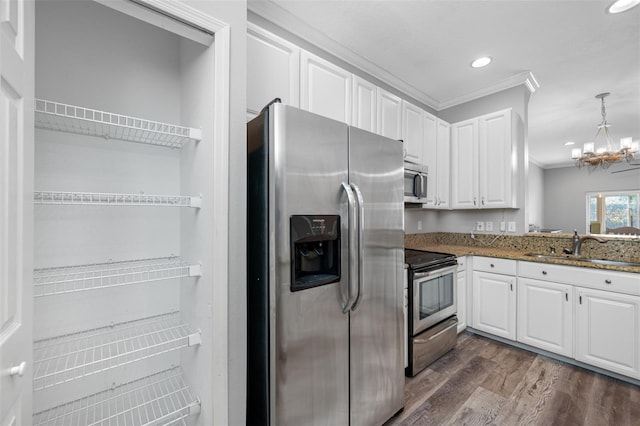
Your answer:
[248,1,540,112]
[248,0,441,110]
[438,71,540,110]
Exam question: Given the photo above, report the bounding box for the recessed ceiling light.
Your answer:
[471,56,492,68]
[607,0,640,13]
[564,141,575,146]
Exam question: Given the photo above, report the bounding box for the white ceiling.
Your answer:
[249,0,640,168]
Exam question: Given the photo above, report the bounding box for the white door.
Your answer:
[422,111,437,206]
[478,109,512,208]
[351,75,376,132]
[517,278,573,357]
[376,88,401,141]
[435,119,450,209]
[472,271,516,340]
[300,50,351,124]
[576,287,640,379]
[0,0,34,424]
[247,24,300,117]
[450,119,478,209]
[401,100,424,165]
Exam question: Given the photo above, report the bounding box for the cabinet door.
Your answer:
[377,88,402,141]
[300,51,351,124]
[435,119,451,209]
[478,109,513,208]
[352,75,376,133]
[576,287,640,379]
[422,112,437,207]
[451,119,478,209]
[456,270,467,333]
[0,0,34,424]
[472,271,516,340]
[401,100,424,165]
[247,25,300,115]
[517,278,573,357]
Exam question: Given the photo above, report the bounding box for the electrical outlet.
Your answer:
[417,220,423,231]
[476,221,485,231]
[486,221,494,231]
[508,221,516,232]
[500,221,506,232]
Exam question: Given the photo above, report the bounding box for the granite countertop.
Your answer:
[405,243,640,274]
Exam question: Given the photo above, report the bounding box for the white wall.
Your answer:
[543,164,640,233]
[528,162,544,230]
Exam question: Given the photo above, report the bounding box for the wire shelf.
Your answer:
[34,257,202,297]
[33,312,201,392]
[34,191,202,208]
[33,366,200,426]
[35,99,202,149]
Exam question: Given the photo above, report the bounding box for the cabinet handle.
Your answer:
[579,295,582,304]
[481,196,485,205]
[565,291,568,302]
[490,263,495,268]
[542,270,547,275]
[605,279,612,285]
[473,197,477,206]
[510,282,513,291]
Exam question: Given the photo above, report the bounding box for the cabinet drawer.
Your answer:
[519,261,640,297]
[473,256,516,275]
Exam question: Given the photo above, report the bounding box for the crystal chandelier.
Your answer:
[571,92,638,170]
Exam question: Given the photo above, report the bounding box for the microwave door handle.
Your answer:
[341,182,357,313]
[421,174,427,198]
[350,183,365,312]
[413,174,422,198]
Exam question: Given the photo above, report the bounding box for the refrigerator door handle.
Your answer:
[341,182,358,313]
[350,183,364,311]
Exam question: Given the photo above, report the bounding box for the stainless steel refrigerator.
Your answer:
[247,102,404,425]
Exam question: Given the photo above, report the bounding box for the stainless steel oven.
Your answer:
[404,162,428,203]
[405,249,458,376]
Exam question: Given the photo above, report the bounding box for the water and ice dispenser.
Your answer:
[290,215,341,291]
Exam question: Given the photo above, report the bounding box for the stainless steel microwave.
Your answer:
[404,162,428,203]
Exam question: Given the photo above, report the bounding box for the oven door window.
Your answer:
[418,273,454,320]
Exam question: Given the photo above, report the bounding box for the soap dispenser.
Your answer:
[572,229,580,253]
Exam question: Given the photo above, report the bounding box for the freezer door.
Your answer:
[270,104,350,425]
[348,127,405,425]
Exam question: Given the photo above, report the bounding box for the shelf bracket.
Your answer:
[190,196,202,208]
[188,330,202,347]
[188,398,202,416]
[189,263,202,277]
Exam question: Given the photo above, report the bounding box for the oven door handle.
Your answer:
[413,265,457,280]
[341,182,358,313]
[350,183,364,311]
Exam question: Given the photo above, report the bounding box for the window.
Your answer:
[586,190,640,235]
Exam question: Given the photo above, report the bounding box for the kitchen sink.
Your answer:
[524,253,640,268]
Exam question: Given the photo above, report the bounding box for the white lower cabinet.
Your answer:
[456,257,467,333]
[575,287,640,379]
[472,268,517,340]
[517,278,573,357]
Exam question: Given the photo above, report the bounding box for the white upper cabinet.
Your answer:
[300,51,352,124]
[478,109,514,208]
[401,100,424,165]
[351,75,377,133]
[451,109,514,209]
[377,88,402,141]
[423,113,450,208]
[247,24,300,117]
[451,118,478,209]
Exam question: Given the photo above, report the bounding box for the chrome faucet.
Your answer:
[567,230,607,256]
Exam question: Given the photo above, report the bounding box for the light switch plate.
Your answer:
[500,221,506,232]
[486,221,494,231]
[476,221,485,231]
[508,221,516,232]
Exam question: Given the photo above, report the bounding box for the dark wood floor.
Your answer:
[386,332,640,426]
